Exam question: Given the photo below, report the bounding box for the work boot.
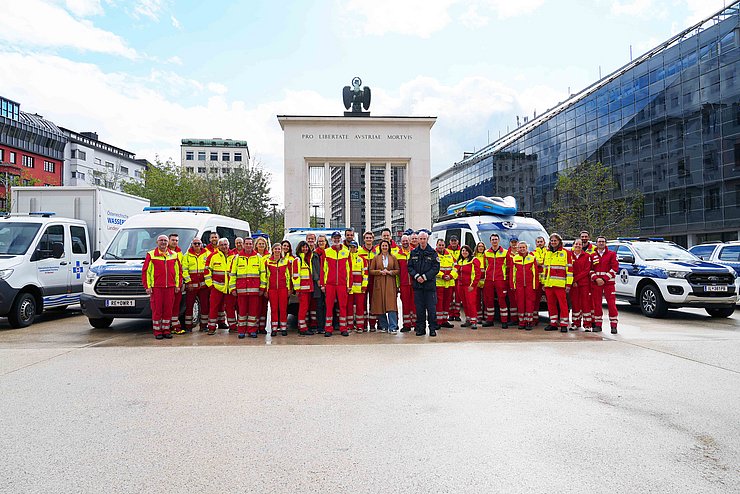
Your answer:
[163,333,173,339]
[400,326,411,332]
[281,329,288,336]
[324,331,332,337]
[471,324,477,330]
[441,322,454,328]
[611,327,618,334]
[525,325,533,331]
[218,322,229,330]
[501,323,508,329]
[248,332,257,338]
[341,331,349,337]
[429,329,437,337]
[155,334,164,340]
[258,329,268,335]
[415,330,425,336]
[306,329,315,335]
[593,326,603,333]
[560,326,568,333]
[482,320,494,327]
[271,330,277,337]
[238,333,246,339]
[544,325,558,331]
[461,321,471,327]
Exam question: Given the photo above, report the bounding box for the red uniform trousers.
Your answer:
[348,292,366,330]
[268,288,289,331]
[461,286,479,325]
[208,289,227,332]
[483,280,509,323]
[515,286,538,327]
[477,287,485,321]
[259,296,268,331]
[436,286,452,325]
[508,286,519,323]
[297,292,311,333]
[545,287,569,328]
[450,288,461,319]
[224,293,237,328]
[591,283,618,329]
[237,293,262,335]
[399,285,416,328]
[185,286,209,330]
[150,287,175,336]
[570,284,593,328]
[309,297,318,329]
[324,285,349,334]
[533,286,544,325]
[170,289,182,331]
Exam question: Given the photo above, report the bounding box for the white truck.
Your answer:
[0,187,149,328]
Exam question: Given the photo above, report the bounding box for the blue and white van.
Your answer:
[608,238,738,318]
[80,207,251,328]
[431,196,548,250]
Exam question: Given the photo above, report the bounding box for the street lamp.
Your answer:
[270,203,278,241]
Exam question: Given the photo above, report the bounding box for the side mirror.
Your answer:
[93,250,101,261]
[52,242,65,259]
[619,254,635,264]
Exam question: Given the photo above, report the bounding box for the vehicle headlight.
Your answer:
[84,270,98,285]
[0,268,13,280]
[666,270,690,279]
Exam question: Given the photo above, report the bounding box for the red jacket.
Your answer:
[456,258,482,288]
[484,246,508,282]
[320,245,351,288]
[571,251,593,287]
[395,247,413,286]
[142,248,180,289]
[590,249,619,285]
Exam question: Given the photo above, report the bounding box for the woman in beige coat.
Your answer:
[369,239,400,333]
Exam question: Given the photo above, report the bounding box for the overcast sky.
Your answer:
[0,0,730,204]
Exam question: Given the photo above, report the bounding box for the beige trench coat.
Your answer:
[369,254,399,314]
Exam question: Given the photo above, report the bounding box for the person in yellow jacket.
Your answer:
[531,236,548,327]
[435,238,458,328]
[229,237,265,338]
[348,242,369,333]
[167,233,185,334]
[204,238,230,335]
[542,233,573,333]
[511,241,539,331]
[182,237,210,332]
[262,243,292,336]
[142,235,181,339]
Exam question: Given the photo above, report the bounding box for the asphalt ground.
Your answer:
[1,304,738,493]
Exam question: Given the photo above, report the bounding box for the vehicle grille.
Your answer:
[94,275,147,296]
[686,273,735,286]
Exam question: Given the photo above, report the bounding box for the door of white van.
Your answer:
[69,224,90,295]
[32,223,68,297]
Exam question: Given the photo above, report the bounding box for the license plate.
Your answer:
[704,286,728,292]
[105,299,135,307]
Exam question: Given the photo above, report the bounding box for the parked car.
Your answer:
[607,238,738,318]
[688,241,740,276]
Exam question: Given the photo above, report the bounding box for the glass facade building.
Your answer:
[431,3,740,246]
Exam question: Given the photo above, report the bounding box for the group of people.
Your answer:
[141,227,620,340]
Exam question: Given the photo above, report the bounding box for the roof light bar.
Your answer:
[28,212,56,217]
[143,206,211,212]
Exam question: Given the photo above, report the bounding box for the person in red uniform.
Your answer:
[447,235,462,321]
[580,230,596,255]
[142,234,181,339]
[456,245,482,329]
[230,237,264,338]
[254,235,270,334]
[182,237,210,332]
[483,234,509,328]
[263,243,291,336]
[396,234,416,332]
[223,237,244,332]
[205,232,219,254]
[569,239,593,331]
[435,239,457,328]
[506,236,520,326]
[167,233,185,334]
[474,241,487,322]
[204,238,230,335]
[531,236,548,327]
[347,241,368,333]
[511,241,539,330]
[357,231,376,331]
[292,240,314,336]
[590,236,619,334]
[320,231,351,337]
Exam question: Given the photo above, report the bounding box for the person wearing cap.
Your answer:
[407,230,440,337]
[143,234,181,339]
[506,236,520,326]
[320,231,352,336]
[347,241,368,333]
[447,235,462,322]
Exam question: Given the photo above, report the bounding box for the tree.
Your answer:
[122,157,205,207]
[548,161,643,239]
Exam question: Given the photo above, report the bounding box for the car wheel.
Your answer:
[8,292,37,328]
[705,307,735,318]
[639,284,668,318]
[88,317,113,329]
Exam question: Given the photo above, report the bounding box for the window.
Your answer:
[43,161,55,173]
[71,171,86,180]
[105,161,114,170]
[222,152,230,161]
[222,168,230,174]
[70,226,87,254]
[234,152,242,162]
[71,149,87,160]
[185,167,194,173]
[35,225,65,260]
[134,170,143,179]
[705,187,721,210]
[718,246,740,262]
[198,151,206,161]
[94,158,101,165]
[22,155,34,168]
[119,166,129,175]
[210,152,218,161]
[616,245,635,262]
[0,149,3,162]
[185,151,194,160]
[197,167,206,173]
[9,152,15,164]
[689,245,715,260]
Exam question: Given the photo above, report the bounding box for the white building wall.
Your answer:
[64,142,145,192]
[180,144,250,176]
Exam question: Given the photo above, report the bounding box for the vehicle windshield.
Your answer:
[475,225,548,249]
[104,227,198,260]
[0,223,42,255]
[633,242,697,261]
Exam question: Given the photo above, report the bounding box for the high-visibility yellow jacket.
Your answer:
[262,255,292,290]
[484,246,508,282]
[142,248,180,289]
[204,249,230,294]
[435,248,458,288]
[182,248,209,288]
[543,248,573,288]
[321,245,351,288]
[292,252,313,292]
[350,252,369,294]
[474,252,486,287]
[228,251,265,294]
[512,253,539,290]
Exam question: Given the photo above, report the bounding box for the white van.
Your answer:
[431,196,548,250]
[80,207,250,328]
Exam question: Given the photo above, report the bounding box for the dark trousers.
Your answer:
[414,288,438,333]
